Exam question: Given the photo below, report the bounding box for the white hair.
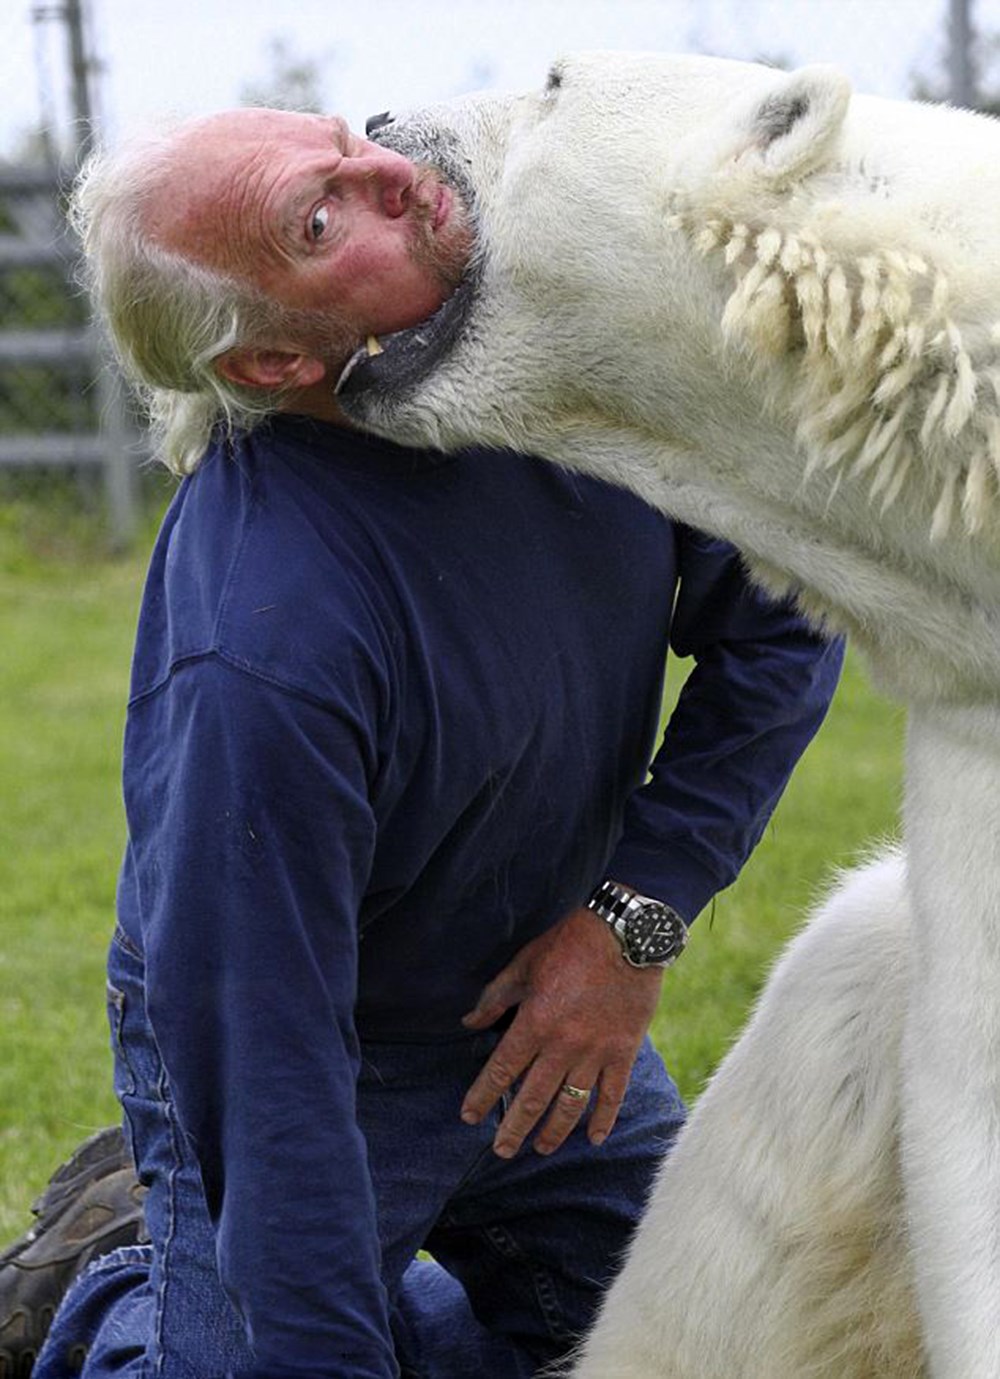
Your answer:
[69,122,352,475]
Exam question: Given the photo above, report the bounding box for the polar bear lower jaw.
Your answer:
[336,264,483,407]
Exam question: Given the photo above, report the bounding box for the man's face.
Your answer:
[148,108,473,354]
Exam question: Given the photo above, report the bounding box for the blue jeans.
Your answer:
[37,931,684,1378]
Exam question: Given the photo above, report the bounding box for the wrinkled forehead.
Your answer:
[146,107,344,262]
[184,105,339,143]
[167,107,342,186]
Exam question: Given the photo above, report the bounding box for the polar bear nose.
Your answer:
[366,111,395,137]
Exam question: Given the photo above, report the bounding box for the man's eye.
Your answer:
[309,204,331,241]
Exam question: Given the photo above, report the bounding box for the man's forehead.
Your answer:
[147,107,346,262]
[183,106,341,151]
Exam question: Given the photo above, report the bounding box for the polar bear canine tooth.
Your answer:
[366,335,384,356]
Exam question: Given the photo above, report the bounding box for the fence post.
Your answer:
[66,0,139,545]
[94,337,141,550]
[948,0,977,109]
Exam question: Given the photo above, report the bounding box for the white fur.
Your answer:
[347,55,1000,1379]
[569,852,923,1379]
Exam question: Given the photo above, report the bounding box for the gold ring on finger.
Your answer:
[560,1083,591,1102]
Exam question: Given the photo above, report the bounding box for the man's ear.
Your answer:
[214,347,327,392]
[729,65,852,186]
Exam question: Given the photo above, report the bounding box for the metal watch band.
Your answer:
[586,879,688,968]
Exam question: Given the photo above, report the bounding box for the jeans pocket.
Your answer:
[106,935,170,1100]
[106,979,137,1101]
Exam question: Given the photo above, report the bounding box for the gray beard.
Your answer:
[409,165,473,293]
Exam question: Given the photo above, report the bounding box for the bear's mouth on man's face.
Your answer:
[334,258,479,410]
[336,119,481,414]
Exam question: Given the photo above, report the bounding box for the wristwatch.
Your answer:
[586,880,688,969]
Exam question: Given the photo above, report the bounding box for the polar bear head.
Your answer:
[335,53,1000,699]
[339,53,854,449]
[339,53,1000,553]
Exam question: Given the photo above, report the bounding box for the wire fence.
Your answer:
[0,164,92,440]
[0,0,996,545]
[0,2,139,545]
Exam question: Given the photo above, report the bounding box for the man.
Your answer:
[0,109,843,1379]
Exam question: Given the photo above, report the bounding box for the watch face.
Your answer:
[624,906,682,964]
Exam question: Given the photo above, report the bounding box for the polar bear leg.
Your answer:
[570,851,922,1379]
[902,706,1000,1379]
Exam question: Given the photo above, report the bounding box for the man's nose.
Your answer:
[340,144,415,218]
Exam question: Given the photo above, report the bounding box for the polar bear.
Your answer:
[335,54,1000,1379]
[569,851,922,1379]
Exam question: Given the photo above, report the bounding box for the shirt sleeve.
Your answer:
[124,652,397,1379]
[605,526,845,921]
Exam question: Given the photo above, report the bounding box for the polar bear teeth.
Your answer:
[366,335,385,357]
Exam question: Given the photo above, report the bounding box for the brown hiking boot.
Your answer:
[0,1127,147,1378]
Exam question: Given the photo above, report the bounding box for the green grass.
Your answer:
[0,492,905,1240]
[653,651,904,1101]
[0,491,165,1238]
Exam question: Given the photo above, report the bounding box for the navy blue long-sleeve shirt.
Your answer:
[116,415,843,1377]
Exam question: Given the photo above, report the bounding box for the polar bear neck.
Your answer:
[668,192,1000,544]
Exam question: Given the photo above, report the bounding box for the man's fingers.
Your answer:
[461,967,527,1030]
[585,1062,632,1146]
[460,1033,533,1125]
[491,1060,633,1158]
[531,1074,599,1156]
[459,908,662,1155]
[491,1063,598,1159]
[460,998,508,1031]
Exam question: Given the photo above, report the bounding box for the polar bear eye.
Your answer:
[544,63,565,96]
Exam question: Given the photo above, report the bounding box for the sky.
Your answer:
[2,0,999,158]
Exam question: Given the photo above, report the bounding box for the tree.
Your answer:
[910,0,1000,114]
[239,36,331,114]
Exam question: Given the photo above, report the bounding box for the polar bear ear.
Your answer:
[729,66,852,186]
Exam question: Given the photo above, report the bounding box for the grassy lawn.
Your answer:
[653,648,904,1098]
[0,488,905,1241]
[0,490,166,1238]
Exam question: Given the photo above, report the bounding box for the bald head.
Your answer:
[142,106,471,337]
[143,110,351,283]
[69,105,472,472]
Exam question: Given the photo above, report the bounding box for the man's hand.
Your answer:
[460,906,665,1157]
